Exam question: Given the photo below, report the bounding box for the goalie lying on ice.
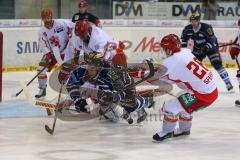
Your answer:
[64,52,155,123]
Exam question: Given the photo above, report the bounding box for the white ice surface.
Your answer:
[1,69,240,160]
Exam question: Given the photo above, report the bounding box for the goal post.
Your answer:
[0,31,3,102]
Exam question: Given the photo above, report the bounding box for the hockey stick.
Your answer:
[235,54,240,69]
[219,43,235,48]
[45,82,64,135]
[14,66,47,97]
[124,59,155,90]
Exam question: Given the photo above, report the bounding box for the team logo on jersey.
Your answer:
[207,28,213,35]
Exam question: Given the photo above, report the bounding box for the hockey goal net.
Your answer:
[0,31,3,102]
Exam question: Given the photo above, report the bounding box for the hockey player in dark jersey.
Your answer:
[64,52,154,123]
[110,53,155,124]
[72,0,101,27]
[229,19,240,106]
[181,13,233,91]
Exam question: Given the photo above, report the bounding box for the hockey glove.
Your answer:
[230,47,240,60]
[58,64,73,84]
[200,45,208,55]
[43,52,55,64]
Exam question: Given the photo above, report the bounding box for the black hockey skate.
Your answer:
[173,130,191,137]
[235,99,240,107]
[152,132,174,142]
[35,88,46,99]
[226,83,233,92]
[137,108,147,123]
[75,99,88,112]
[147,96,155,109]
[122,109,133,124]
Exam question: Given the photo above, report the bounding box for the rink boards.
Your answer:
[0,26,238,72]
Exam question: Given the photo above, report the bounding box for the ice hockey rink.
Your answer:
[1,68,240,160]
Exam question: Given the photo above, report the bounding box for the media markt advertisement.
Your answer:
[113,1,240,20]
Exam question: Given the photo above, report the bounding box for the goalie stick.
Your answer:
[45,82,64,135]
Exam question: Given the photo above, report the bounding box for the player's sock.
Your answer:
[217,68,233,91]
[36,69,47,99]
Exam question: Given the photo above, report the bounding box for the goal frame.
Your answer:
[0,31,3,102]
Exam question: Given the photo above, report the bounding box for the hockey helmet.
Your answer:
[85,52,103,66]
[189,12,201,21]
[78,0,88,8]
[160,34,181,55]
[75,20,92,37]
[112,53,127,67]
[41,8,53,19]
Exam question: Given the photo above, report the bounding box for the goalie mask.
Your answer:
[84,52,104,67]
[160,34,181,57]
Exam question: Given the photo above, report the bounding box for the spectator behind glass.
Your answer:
[201,0,219,20]
[72,0,101,27]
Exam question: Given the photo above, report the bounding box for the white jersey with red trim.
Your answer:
[65,25,120,63]
[160,48,217,95]
[38,19,74,55]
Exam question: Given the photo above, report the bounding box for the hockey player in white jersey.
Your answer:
[59,20,125,111]
[36,8,74,98]
[152,34,218,142]
[229,19,240,106]
[64,20,125,63]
